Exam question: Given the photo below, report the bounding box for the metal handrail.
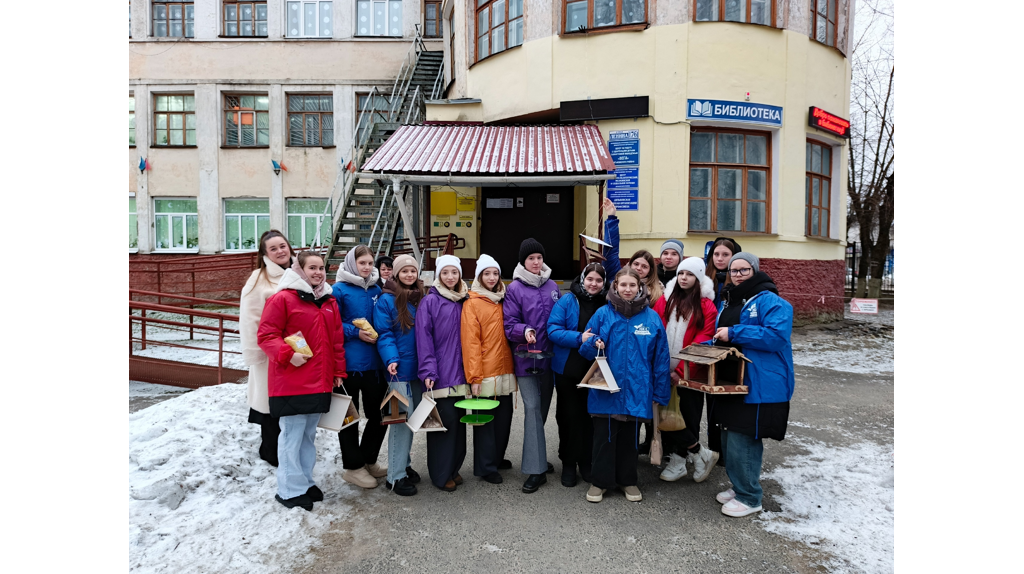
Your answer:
[403,86,423,124]
[431,57,446,100]
[366,184,391,249]
[375,192,398,258]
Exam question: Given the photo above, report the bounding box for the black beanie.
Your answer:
[519,238,545,265]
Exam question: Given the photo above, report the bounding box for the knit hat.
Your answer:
[518,238,545,265]
[435,254,462,275]
[660,239,684,259]
[391,254,418,275]
[677,256,706,278]
[475,253,501,278]
[728,252,760,274]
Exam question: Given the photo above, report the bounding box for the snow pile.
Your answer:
[129,383,362,574]
[760,438,894,573]
[129,381,191,399]
[791,339,894,374]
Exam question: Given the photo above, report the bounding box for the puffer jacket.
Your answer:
[332,273,383,372]
[602,216,622,276]
[546,275,606,376]
[579,304,671,420]
[257,269,346,417]
[504,264,561,377]
[652,275,719,379]
[415,281,469,390]
[461,281,516,385]
[373,290,419,382]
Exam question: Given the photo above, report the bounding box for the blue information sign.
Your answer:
[607,188,638,210]
[686,99,783,127]
[607,167,639,189]
[608,140,640,166]
[606,129,640,211]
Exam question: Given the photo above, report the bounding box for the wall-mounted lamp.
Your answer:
[272,160,287,175]
[138,157,149,174]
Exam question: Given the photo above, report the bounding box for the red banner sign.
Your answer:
[808,106,851,138]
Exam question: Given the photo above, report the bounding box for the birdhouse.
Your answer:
[405,394,447,433]
[673,345,751,394]
[379,389,411,425]
[577,354,620,393]
[318,392,360,432]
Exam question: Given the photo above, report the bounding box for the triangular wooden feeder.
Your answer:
[318,392,360,432]
[673,345,752,395]
[379,389,411,425]
[577,355,620,393]
[405,394,447,433]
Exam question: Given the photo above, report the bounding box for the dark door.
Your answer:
[480,187,575,279]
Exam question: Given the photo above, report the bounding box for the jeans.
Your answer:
[276,413,320,499]
[518,372,553,475]
[590,417,639,489]
[337,370,388,470]
[386,379,421,483]
[721,428,764,507]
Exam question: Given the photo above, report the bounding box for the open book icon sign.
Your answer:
[690,101,713,117]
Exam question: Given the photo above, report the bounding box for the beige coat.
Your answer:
[239,256,291,414]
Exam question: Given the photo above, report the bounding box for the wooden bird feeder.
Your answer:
[380,389,411,425]
[318,392,360,432]
[577,353,620,393]
[673,345,751,395]
[406,394,447,433]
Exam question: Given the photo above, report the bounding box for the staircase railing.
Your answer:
[431,57,446,100]
[404,86,424,125]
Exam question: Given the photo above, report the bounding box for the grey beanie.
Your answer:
[660,239,684,259]
[728,252,760,273]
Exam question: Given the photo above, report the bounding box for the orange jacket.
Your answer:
[461,289,516,384]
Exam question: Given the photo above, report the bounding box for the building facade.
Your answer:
[425,0,852,317]
[129,0,444,255]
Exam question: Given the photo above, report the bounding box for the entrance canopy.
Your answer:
[357,124,617,186]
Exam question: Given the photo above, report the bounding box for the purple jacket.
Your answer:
[504,277,561,377]
[415,287,466,390]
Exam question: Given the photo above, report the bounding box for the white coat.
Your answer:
[239,256,292,414]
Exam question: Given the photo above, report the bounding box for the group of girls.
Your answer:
[239,210,794,517]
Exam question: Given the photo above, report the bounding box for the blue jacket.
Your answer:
[546,292,582,375]
[579,305,671,419]
[373,292,418,382]
[715,291,795,404]
[602,216,622,276]
[332,280,383,372]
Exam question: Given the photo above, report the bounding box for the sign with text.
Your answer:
[808,106,851,138]
[606,129,640,211]
[849,298,879,314]
[687,99,783,127]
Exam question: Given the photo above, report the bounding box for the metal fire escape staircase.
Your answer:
[316,28,445,273]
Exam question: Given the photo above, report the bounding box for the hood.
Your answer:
[513,262,552,288]
[470,276,507,303]
[277,268,334,298]
[336,250,380,290]
[662,272,715,301]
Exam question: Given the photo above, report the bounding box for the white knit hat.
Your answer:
[435,254,462,275]
[475,254,501,278]
[677,256,714,298]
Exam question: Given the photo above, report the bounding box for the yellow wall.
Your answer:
[283,147,337,198]
[218,149,272,196]
[429,186,479,260]
[147,147,200,195]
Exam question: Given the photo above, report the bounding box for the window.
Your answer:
[224,1,268,36]
[129,197,138,250]
[809,0,836,46]
[224,94,269,147]
[694,0,773,25]
[153,94,196,146]
[563,0,644,33]
[288,200,332,247]
[806,140,832,237]
[224,199,270,250]
[424,1,442,38]
[355,1,403,36]
[288,94,334,147]
[129,96,136,146]
[477,0,523,60]
[154,199,199,250]
[286,1,333,37]
[152,1,194,37]
[688,129,770,233]
[355,92,390,144]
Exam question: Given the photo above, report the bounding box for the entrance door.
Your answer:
[480,187,575,279]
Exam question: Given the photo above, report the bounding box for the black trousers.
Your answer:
[249,408,281,466]
[472,395,513,476]
[706,395,725,465]
[336,370,388,470]
[427,396,467,488]
[554,373,593,470]
[661,387,707,456]
[591,417,640,489]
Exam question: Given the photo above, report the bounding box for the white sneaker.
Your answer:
[687,446,720,483]
[715,488,736,504]
[659,453,688,482]
[721,498,762,517]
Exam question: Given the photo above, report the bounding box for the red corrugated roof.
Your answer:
[360,124,617,175]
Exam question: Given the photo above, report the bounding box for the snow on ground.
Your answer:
[129,383,363,574]
[792,310,894,375]
[760,437,895,573]
[131,309,246,369]
[130,381,192,398]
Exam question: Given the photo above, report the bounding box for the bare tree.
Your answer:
[847,0,894,298]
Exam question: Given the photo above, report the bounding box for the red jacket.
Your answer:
[653,294,718,380]
[258,274,347,416]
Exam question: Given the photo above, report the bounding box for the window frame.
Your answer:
[805,138,832,238]
[152,93,197,148]
[424,1,443,38]
[285,0,335,38]
[692,0,776,27]
[354,0,404,37]
[355,91,391,145]
[153,198,200,252]
[129,195,138,252]
[287,199,333,248]
[561,0,648,35]
[151,1,195,38]
[129,95,136,147]
[687,127,772,234]
[223,199,271,251]
[475,0,525,63]
[223,93,270,148]
[222,0,269,37]
[287,93,335,148]
[809,0,837,47]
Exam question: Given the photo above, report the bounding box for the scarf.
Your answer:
[471,276,506,303]
[382,278,425,307]
[285,262,331,300]
[607,282,649,318]
[512,262,552,288]
[336,249,380,290]
[432,277,468,302]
